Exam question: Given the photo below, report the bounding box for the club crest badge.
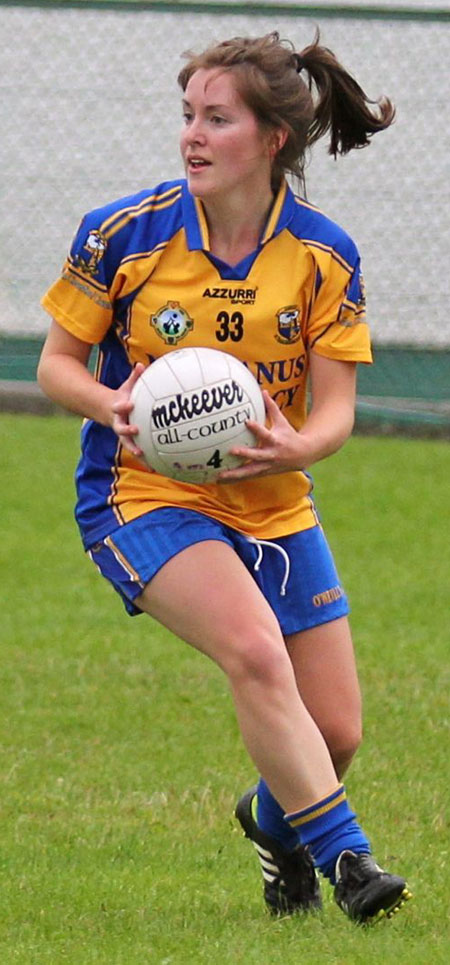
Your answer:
[275,306,301,344]
[75,230,108,276]
[151,301,194,345]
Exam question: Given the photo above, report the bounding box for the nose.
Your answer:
[186,116,206,146]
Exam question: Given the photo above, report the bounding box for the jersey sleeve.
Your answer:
[41,211,119,344]
[305,253,372,364]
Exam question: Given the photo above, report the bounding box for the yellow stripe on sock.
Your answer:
[288,788,347,828]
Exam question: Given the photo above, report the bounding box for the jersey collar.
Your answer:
[181,178,297,253]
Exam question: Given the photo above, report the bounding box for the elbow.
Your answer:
[331,405,355,453]
[36,356,44,390]
[36,356,45,392]
[36,354,50,397]
[37,351,59,403]
[343,406,355,442]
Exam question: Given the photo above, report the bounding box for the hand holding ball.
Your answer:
[130,347,265,483]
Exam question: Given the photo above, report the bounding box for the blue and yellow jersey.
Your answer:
[41,178,372,549]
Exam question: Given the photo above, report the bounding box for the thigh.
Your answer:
[285,616,362,745]
[135,539,286,672]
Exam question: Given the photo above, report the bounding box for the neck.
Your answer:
[201,185,275,265]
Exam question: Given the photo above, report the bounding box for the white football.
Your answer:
[130,347,265,483]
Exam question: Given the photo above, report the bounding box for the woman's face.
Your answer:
[180,68,273,203]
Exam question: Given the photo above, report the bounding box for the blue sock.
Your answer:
[255,778,299,851]
[284,784,371,884]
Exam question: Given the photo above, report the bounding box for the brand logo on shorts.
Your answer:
[150,301,194,345]
[312,585,343,607]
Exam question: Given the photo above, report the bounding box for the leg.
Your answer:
[94,521,412,922]
[135,539,338,813]
[255,616,362,843]
[285,616,362,778]
[253,617,411,921]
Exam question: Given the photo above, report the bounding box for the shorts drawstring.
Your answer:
[245,536,291,597]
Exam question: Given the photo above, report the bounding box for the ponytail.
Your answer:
[298,33,395,157]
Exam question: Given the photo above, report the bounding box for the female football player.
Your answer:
[38,32,411,924]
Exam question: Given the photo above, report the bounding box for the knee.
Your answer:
[326,720,363,777]
[222,629,289,690]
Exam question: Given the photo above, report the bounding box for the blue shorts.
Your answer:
[88,507,349,635]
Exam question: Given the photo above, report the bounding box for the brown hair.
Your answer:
[178,32,395,190]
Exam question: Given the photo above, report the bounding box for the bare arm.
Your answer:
[37,319,145,455]
[218,351,357,480]
[294,351,356,465]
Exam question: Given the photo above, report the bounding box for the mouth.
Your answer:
[187,157,211,172]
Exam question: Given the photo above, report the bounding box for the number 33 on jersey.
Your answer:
[42,177,370,431]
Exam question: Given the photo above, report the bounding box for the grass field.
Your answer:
[1,413,449,964]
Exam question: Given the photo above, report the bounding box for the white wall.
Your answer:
[1,3,449,344]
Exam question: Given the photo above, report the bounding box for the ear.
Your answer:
[269,128,288,159]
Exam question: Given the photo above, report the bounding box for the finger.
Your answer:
[230,446,274,464]
[128,362,146,386]
[113,367,146,407]
[263,390,286,422]
[119,433,144,457]
[112,398,135,414]
[246,417,273,437]
[218,462,272,482]
[112,409,142,453]
[243,422,273,447]
[116,421,139,436]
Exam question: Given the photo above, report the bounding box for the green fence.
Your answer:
[1,335,448,436]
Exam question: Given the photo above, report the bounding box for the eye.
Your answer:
[182,110,193,124]
[210,114,227,126]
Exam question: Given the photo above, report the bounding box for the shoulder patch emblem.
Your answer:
[74,230,108,276]
[338,272,367,328]
[150,301,194,345]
